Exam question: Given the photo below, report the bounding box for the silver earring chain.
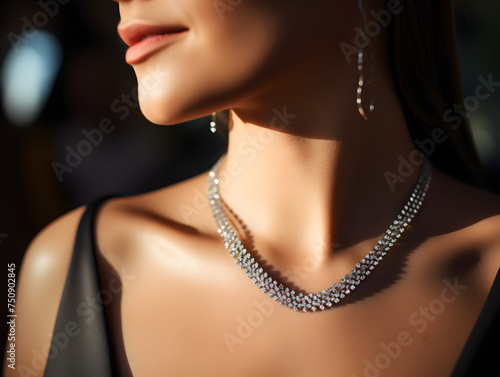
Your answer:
[210,112,217,133]
[357,0,375,120]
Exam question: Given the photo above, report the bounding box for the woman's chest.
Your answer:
[112,266,481,377]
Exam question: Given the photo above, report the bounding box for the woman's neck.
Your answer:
[215,46,423,268]
[220,97,420,264]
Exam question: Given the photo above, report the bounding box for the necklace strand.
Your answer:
[207,156,432,312]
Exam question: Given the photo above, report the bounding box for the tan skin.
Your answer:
[5,0,500,376]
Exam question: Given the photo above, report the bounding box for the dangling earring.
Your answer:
[357,0,375,120]
[210,112,217,133]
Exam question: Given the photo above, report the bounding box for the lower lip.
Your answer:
[125,31,187,65]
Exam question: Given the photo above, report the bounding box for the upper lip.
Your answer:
[117,21,188,47]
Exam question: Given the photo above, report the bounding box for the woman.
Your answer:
[7,0,500,376]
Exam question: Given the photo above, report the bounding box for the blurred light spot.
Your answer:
[1,30,62,127]
[470,112,496,164]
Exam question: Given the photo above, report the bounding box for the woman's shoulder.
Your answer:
[23,206,87,274]
[103,168,215,231]
[6,205,86,376]
[423,168,500,294]
[95,169,218,263]
[8,169,214,376]
[19,167,215,299]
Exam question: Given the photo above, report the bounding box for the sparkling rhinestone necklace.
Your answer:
[207,156,432,312]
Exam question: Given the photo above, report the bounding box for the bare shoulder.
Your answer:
[5,206,86,377]
[94,169,218,269]
[103,169,214,230]
[423,168,500,294]
[4,169,215,376]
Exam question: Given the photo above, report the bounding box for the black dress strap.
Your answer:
[451,268,500,377]
[44,198,117,377]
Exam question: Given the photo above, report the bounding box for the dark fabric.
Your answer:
[450,268,500,377]
[44,198,500,376]
[43,198,117,377]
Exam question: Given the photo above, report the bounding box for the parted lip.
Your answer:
[117,21,188,47]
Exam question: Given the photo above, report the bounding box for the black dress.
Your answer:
[43,199,500,377]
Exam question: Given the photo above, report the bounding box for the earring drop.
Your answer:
[210,112,217,133]
[357,50,375,120]
[356,0,375,120]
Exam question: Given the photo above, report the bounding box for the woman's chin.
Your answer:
[140,107,177,126]
[135,95,177,125]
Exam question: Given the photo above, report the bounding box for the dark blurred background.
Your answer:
[0,0,499,371]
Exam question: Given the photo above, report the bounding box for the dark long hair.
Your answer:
[392,0,484,186]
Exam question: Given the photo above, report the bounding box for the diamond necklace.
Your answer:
[207,155,432,312]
